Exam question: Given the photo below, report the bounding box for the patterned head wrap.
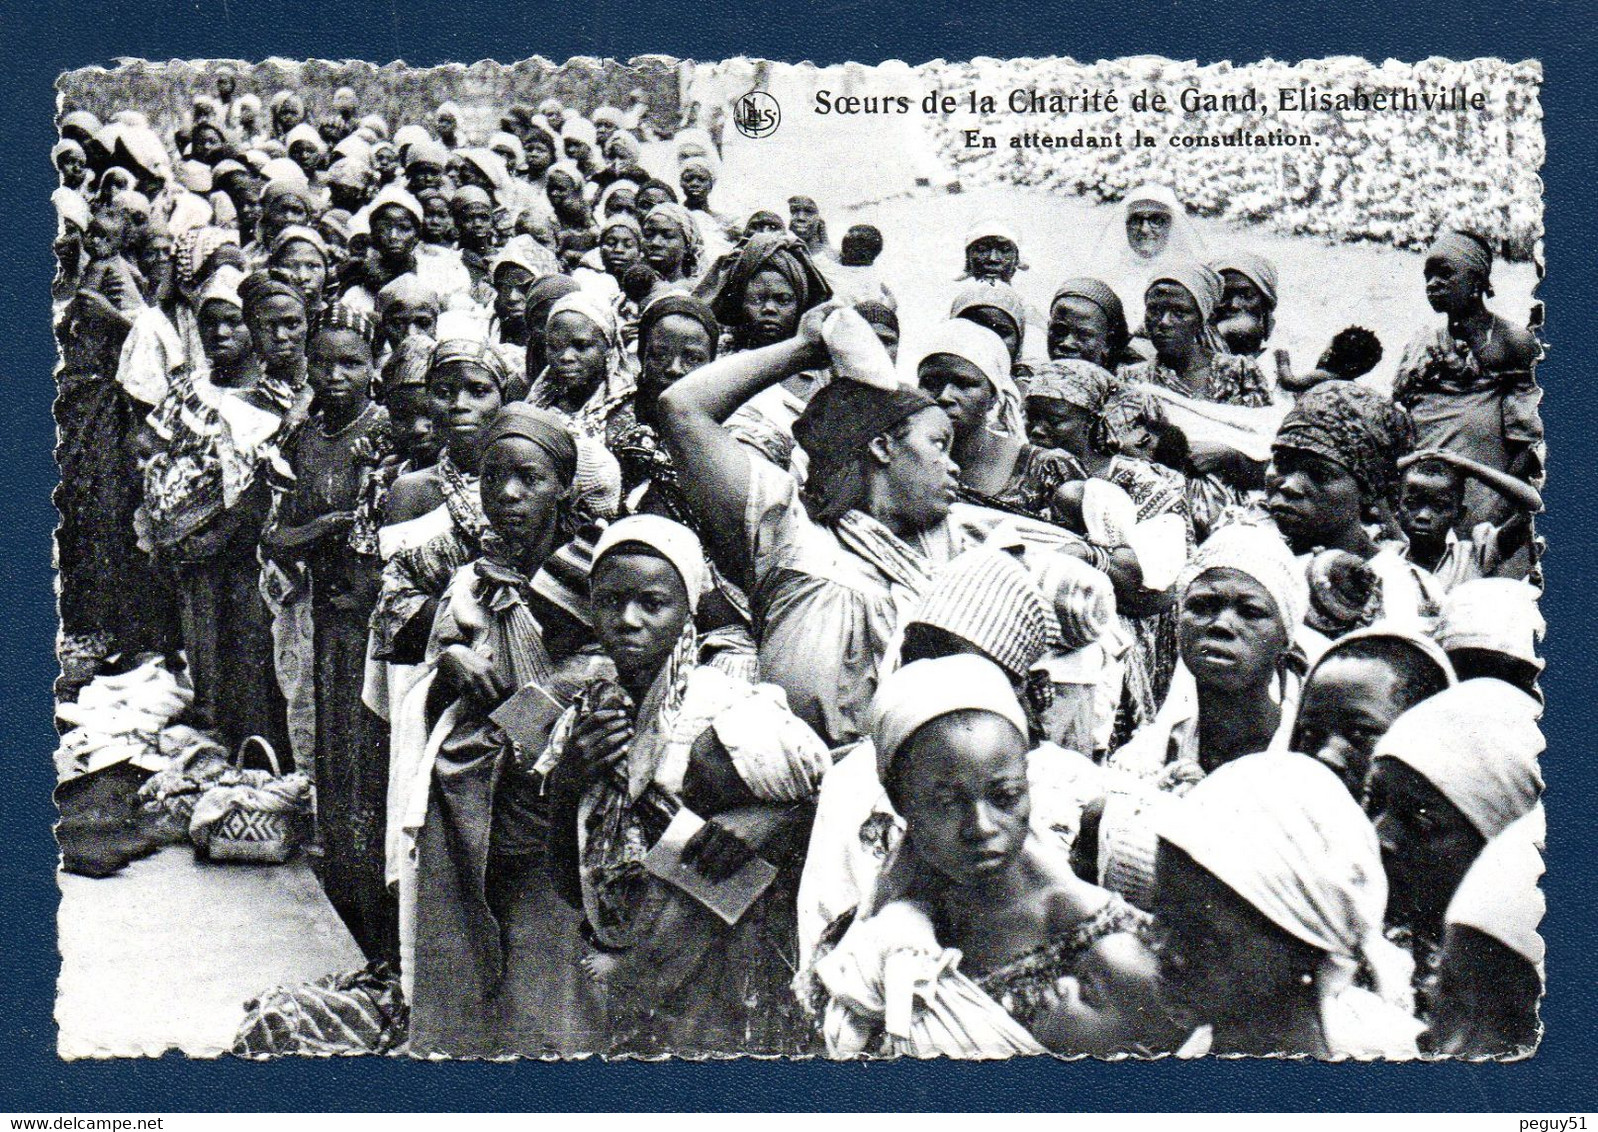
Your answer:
[1374,679,1543,841]
[1426,230,1494,295]
[593,514,708,615]
[642,201,706,278]
[1026,358,1120,414]
[1148,261,1225,324]
[1050,277,1132,358]
[872,655,1028,782]
[430,336,528,402]
[1273,382,1416,503]
[709,230,832,329]
[1178,519,1308,637]
[637,293,720,360]
[908,548,1061,683]
[376,273,441,319]
[172,226,240,291]
[950,280,1028,352]
[381,332,437,392]
[238,269,308,317]
[268,223,329,262]
[480,403,578,489]
[1210,249,1280,309]
[319,301,379,348]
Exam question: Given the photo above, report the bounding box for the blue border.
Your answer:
[5,0,1593,1112]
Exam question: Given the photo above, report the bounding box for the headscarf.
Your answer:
[642,201,705,279]
[197,263,245,312]
[60,110,102,140]
[1158,751,1414,1019]
[455,148,512,202]
[488,130,525,169]
[596,178,640,218]
[325,157,369,191]
[1273,382,1416,503]
[268,223,329,263]
[1373,678,1544,841]
[430,336,529,402]
[450,184,493,212]
[534,291,633,426]
[320,301,379,347]
[381,332,437,392]
[679,151,720,184]
[592,514,708,614]
[1445,806,1545,969]
[1177,519,1308,637]
[435,101,462,128]
[916,318,1022,438]
[171,226,239,292]
[368,183,425,227]
[604,131,642,165]
[490,234,561,281]
[1210,249,1280,309]
[1435,579,1545,671]
[526,273,582,313]
[960,217,1024,278]
[560,116,598,150]
[1426,230,1494,296]
[404,138,450,172]
[480,402,578,489]
[793,379,937,524]
[375,273,441,321]
[950,280,1028,348]
[637,292,720,359]
[1304,623,1456,695]
[598,211,643,244]
[1098,183,1205,262]
[285,122,327,156]
[854,300,898,337]
[709,230,832,330]
[261,172,313,211]
[238,269,307,317]
[53,138,87,167]
[907,548,1061,684]
[1148,261,1226,325]
[591,106,625,129]
[871,655,1028,782]
[673,128,716,163]
[1026,358,1120,414]
[359,114,390,141]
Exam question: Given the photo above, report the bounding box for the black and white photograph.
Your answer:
[48,53,1546,1063]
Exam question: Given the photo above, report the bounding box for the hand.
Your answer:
[567,706,633,785]
[436,644,508,706]
[681,813,759,883]
[793,300,841,368]
[72,287,124,326]
[312,511,356,541]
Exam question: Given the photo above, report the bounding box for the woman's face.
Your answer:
[524,136,555,178]
[269,239,327,299]
[881,406,960,530]
[493,264,535,334]
[407,161,446,195]
[452,199,495,251]
[636,185,672,213]
[600,224,643,278]
[1424,254,1480,315]
[739,266,800,345]
[372,147,398,180]
[1178,568,1288,694]
[1025,397,1094,457]
[1292,654,1413,795]
[638,314,713,422]
[371,204,419,263]
[894,710,1031,889]
[1125,202,1173,258]
[382,299,437,346]
[966,237,1018,283]
[427,361,505,457]
[563,138,592,166]
[641,213,687,277]
[420,193,454,243]
[603,186,638,218]
[1365,758,1486,942]
[1144,282,1206,362]
[590,550,693,689]
[198,300,251,368]
[545,310,608,401]
[1152,842,1318,1026]
[679,166,712,201]
[288,140,321,174]
[919,353,994,442]
[84,215,124,261]
[481,436,567,549]
[545,172,582,215]
[1048,296,1114,367]
[231,185,263,238]
[1267,448,1366,555]
[190,126,225,166]
[306,327,372,414]
[246,294,308,369]
[959,306,1020,363]
[264,194,309,239]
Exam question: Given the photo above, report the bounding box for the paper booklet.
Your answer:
[643,807,779,926]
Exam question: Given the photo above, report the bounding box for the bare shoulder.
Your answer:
[384,467,444,525]
[1495,317,1540,366]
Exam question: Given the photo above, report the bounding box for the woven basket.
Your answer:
[194,739,305,865]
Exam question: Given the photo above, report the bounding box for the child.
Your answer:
[1279,325,1383,393]
[261,304,394,962]
[79,207,145,317]
[1396,449,1539,590]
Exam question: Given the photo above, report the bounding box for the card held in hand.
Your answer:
[490,682,568,767]
[643,807,779,926]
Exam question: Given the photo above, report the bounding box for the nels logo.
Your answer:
[734,90,781,139]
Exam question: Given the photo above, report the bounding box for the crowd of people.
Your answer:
[51,68,1546,1061]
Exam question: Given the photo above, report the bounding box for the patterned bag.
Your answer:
[189,738,313,865]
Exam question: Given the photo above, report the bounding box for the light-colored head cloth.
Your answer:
[1149,261,1226,324]
[393,124,431,153]
[197,263,246,312]
[285,122,327,155]
[269,223,328,262]
[592,514,708,615]
[1373,678,1544,841]
[871,654,1029,782]
[1436,579,1545,672]
[376,273,441,318]
[435,100,462,124]
[488,130,525,167]
[490,234,561,281]
[1178,519,1309,637]
[1446,805,1545,969]
[1305,622,1457,692]
[916,318,1023,438]
[369,183,425,227]
[964,217,1019,251]
[1210,249,1280,309]
[950,280,1028,344]
[560,116,598,148]
[1159,751,1414,1017]
[908,547,1062,683]
[1426,230,1495,294]
[547,289,621,352]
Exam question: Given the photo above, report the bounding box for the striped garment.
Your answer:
[233,963,407,1057]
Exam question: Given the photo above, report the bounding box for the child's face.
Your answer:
[85,216,123,260]
[386,387,439,464]
[1398,466,1463,545]
[306,327,373,414]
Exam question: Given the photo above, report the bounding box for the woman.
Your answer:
[1120,263,1273,407]
[1210,249,1280,360]
[788,194,836,263]
[959,218,1023,285]
[527,290,640,466]
[261,304,394,962]
[140,268,295,758]
[708,231,835,471]
[640,201,704,287]
[1087,183,1206,335]
[405,405,599,1057]
[950,280,1031,378]
[1365,679,1543,981]
[266,224,331,330]
[1048,278,1135,372]
[1290,625,1455,797]
[543,515,829,1055]
[1154,751,1421,1058]
[816,655,1179,1058]
[544,161,595,242]
[1268,381,1433,628]
[374,273,441,359]
[116,225,243,407]
[916,319,1076,520]
[624,294,721,519]
[1393,230,1542,530]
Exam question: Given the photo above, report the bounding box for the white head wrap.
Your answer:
[1373,678,1544,841]
[1436,579,1546,672]
[916,318,1023,438]
[368,183,425,227]
[285,122,327,155]
[592,514,708,615]
[871,655,1028,782]
[1446,805,1545,969]
[1158,750,1413,1015]
[1178,520,1308,637]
